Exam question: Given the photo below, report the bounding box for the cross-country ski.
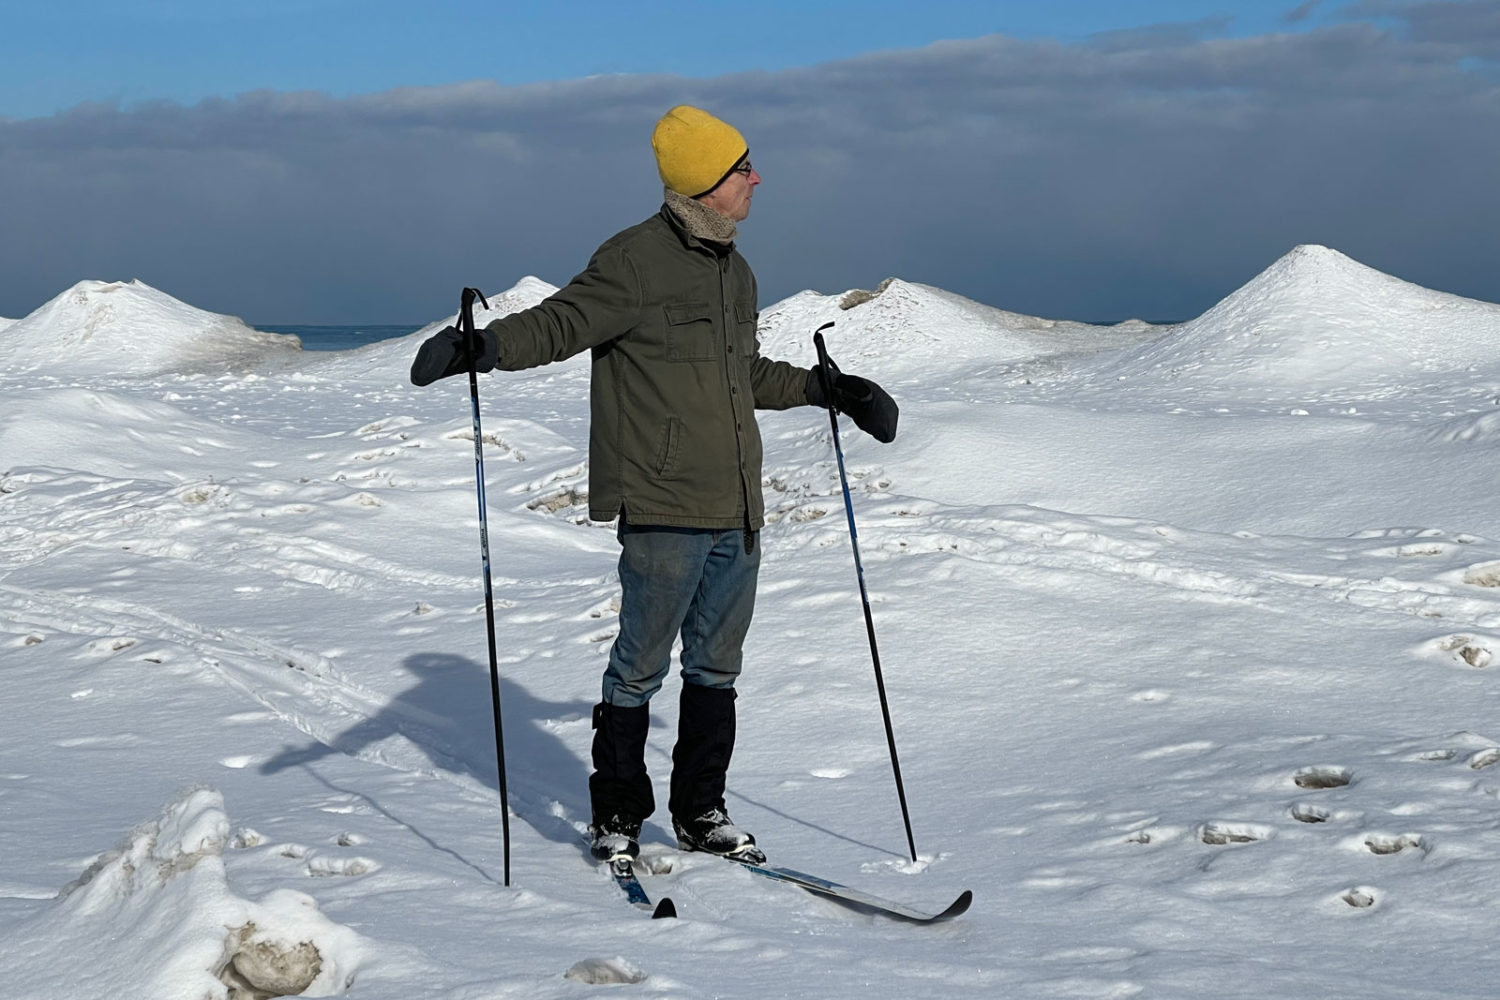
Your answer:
[736,861,972,924]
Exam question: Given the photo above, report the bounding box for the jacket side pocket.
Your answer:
[654,416,682,478]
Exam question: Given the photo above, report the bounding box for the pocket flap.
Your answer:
[664,303,711,326]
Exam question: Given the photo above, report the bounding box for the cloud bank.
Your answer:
[1,4,1496,324]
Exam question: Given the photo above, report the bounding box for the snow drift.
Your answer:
[6,788,364,1000]
[1,280,302,378]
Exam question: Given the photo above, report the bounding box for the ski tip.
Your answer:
[652,897,677,919]
[932,889,973,922]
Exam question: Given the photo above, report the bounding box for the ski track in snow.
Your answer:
[7,254,1500,998]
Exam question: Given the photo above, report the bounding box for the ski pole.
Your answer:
[459,286,512,886]
[812,321,918,863]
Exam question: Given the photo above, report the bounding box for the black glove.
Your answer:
[410,324,500,387]
[806,365,899,443]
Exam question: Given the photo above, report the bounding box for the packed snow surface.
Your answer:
[4,245,1500,998]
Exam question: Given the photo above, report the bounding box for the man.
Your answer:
[411,105,897,866]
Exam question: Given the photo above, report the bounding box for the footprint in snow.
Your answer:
[1199,821,1274,845]
[84,636,137,656]
[1293,766,1352,790]
[1466,748,1500,770]
[1362,833,1425,856]
[231,828,265,849]
[307,855,379,878]
[1290,803,1330,824]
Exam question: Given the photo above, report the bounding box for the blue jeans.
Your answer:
[602,522,760,708]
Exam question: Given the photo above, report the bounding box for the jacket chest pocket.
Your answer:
[664,303,720,362]
[733,300,757,356]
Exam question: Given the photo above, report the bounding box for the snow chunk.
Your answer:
[2,279,301,377]
[10,788,365,1000]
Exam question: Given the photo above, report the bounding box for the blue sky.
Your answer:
[2,1,1345,120]
[0,1,1496,324]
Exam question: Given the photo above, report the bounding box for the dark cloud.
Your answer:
[1,13,1497,325]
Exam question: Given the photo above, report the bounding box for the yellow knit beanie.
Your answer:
[651,105,748,198]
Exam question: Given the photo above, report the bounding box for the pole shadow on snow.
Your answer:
[725,785,904,860]
[260,652,600,867]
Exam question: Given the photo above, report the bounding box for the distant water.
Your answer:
[257,324,424,351]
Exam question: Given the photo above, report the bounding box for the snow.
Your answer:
[7,788,364,998]
[4,279,303,378]
[4,245,1500,998]
[1082,244,1500,406]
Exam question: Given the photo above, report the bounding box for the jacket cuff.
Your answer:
[804,366,827,408]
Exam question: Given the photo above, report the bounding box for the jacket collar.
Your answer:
[661,189,737,256]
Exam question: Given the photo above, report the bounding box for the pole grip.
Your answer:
[460,287,489,372]
[812,323,837,410]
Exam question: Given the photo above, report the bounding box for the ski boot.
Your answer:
[674,807,766,864]
[589,815,643,863]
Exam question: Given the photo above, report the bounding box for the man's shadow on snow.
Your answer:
[260,652,901,867]
[260,652,604,866]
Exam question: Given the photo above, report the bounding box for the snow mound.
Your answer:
[756,277,1152,377]
[1087,245,1500,395]
[7,788,365,1000]
[311,275,561,378]
[2,280,302,377]
[474,275,560,320]
[406,275,562,343]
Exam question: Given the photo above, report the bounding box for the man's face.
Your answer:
[699,160,761,222]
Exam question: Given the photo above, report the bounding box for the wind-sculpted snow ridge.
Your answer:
[6,788,366,1000]
[757,277,1156,377]
[2,280,304,378]
[1081,245,1500,404]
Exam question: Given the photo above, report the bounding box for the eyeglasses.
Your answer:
[731,159,754,177]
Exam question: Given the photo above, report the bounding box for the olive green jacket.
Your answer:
[487,206,812,529]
